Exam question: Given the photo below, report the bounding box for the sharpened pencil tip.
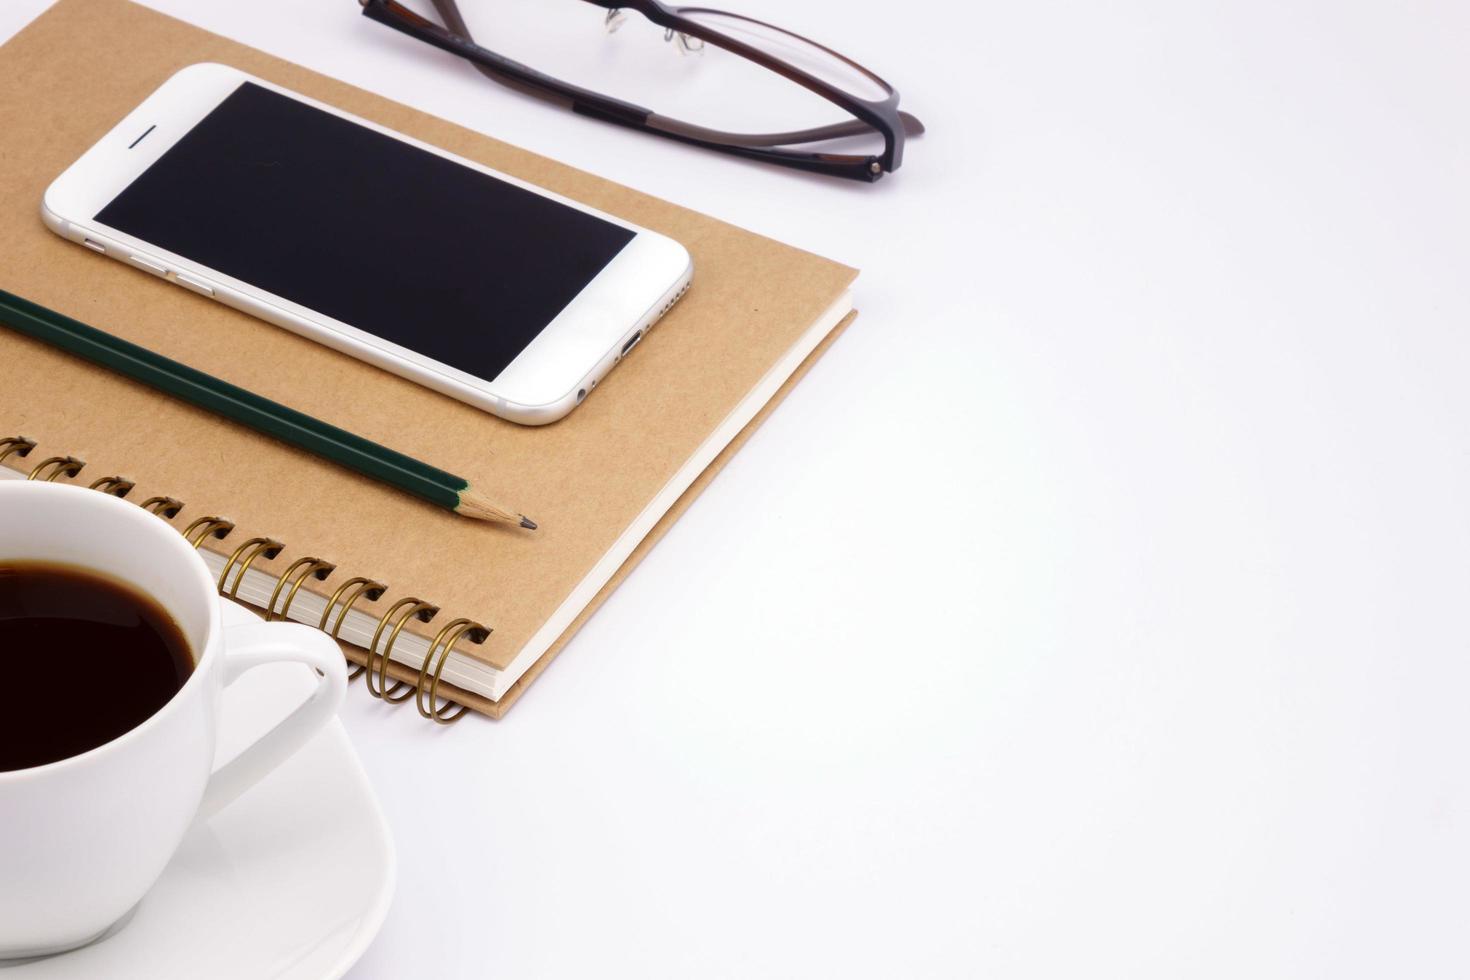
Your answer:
[520,516,538,530]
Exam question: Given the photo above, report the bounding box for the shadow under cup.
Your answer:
[0,479,224,958]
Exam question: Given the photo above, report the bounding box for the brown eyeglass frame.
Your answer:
[360,0,924,182]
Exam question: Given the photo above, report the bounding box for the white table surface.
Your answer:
[4,1,1468,976]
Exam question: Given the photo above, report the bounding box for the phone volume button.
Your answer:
[126,253,168,277]
[174,273,215,297]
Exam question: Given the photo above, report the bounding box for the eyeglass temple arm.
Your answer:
[425,0,473,42]
[650,111,924,149]
[366,0,908,178]
[416,0,925,149]
[365,0,656,125]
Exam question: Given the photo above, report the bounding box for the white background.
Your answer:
[3,0,1468,976]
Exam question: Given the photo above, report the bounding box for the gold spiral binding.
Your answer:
[0,436,36,466]
[182,516,235,549]
[365,597,438,703]
[27,455,84,482]
[140,496,184,517]
[414,618,488,724]
[265,556,336,622]
[87,475,135,497]
[317,576,388,681]
[216,536,283,600]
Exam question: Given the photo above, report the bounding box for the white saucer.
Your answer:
[1,600,395,980]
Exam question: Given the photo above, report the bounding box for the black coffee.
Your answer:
[0,561,194,772]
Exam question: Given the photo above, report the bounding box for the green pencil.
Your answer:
[0,288,535,529]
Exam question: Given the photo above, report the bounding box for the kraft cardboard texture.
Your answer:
[0,0,857,716]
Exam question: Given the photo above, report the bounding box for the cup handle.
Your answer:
[197,621,348,819]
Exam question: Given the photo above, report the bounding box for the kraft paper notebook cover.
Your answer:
[0,0,857,719]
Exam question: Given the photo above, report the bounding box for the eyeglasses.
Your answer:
[360,0,924,181]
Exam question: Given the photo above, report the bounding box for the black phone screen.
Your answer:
[95,82,636,380]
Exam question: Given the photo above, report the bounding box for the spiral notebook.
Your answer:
[0,0,857,719]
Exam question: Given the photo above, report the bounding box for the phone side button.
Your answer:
[126,253,168,276]
[174,273,215,297]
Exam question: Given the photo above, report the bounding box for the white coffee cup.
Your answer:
[0,480,348,959]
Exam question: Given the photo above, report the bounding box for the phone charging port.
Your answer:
[621,331,643,357]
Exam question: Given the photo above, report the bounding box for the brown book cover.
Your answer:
[0,0,856,718]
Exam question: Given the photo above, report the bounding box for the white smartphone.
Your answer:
[42,63,692,425]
